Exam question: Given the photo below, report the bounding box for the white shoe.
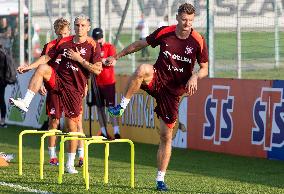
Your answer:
[0,152,14,162]
[9,98,28,112]
[65,166,78,174]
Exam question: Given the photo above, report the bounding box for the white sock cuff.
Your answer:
[113,125,120,134]
[27,89,35,96]
[48,147,57,159]
[120,96,130,109]
[23,89,35,107]
[77,147,84,158]
[156,171,166,182]
[68,152,76,158]
[100,127,107,136]
[66,153,76,167]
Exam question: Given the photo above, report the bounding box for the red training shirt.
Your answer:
[48,35,101,94]
[146,25,208,96]
[96,42,116,86]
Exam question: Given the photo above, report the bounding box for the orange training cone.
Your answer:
[0,157,9,167]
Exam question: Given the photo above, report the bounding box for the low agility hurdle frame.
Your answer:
[18,129,85,179]
[57,136,135,190]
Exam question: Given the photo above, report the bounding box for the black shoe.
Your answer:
[77,157,83,167]
[101,132,112,140]
[114,133,121,139]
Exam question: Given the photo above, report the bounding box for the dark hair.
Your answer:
[178,3,195,15]
[92,28,103,40]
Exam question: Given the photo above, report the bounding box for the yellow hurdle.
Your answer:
[18,129,85,179]
[84,138,135,190]
[57,134,96,184]
[18,129,61,178]
[57,136,135,190]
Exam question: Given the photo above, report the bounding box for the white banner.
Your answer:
[29,0,284,30]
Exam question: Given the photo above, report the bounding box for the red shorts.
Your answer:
[140,72,180,125]
[45,90,62,119]
[91,83,116,107]
[45,68,83,120]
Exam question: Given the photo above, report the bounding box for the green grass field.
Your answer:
[1,125,284,193]
[215,66,284,79]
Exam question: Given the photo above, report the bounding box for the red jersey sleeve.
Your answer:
[42,39,57,56]
[47,44,58,59]
[146,25,177,48]
[41,43,48,56]
[191,30,208,64]
[90,42,102,64]
[146,27,164,48]
[47,36,73,59]
[196,36,208,64]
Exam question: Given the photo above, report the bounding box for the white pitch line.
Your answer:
[0,181,53,194]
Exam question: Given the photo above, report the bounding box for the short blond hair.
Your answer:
[74,14,90,23]
[53,18,70,33]
[178,3,195,15]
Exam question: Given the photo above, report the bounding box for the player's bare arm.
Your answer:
[17,55,51,74]
[66,47,102,75]
[106,39,149,65]
[185,62,208,96]
[81,61,102,75]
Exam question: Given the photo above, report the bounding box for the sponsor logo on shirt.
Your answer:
[55,58,61,64]
[167,64,184,72]
[163,50,192,64]
[66,62,79,71]
[62,49,68,58]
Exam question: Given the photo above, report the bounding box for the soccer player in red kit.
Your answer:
[91,27,121,139]
[10,14,102,174]
[39,18,85,167]
[38,18,71,166]
[107,3,208,191]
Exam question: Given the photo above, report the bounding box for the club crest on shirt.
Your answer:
[185,46,193,54]
[78,47,87,56]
